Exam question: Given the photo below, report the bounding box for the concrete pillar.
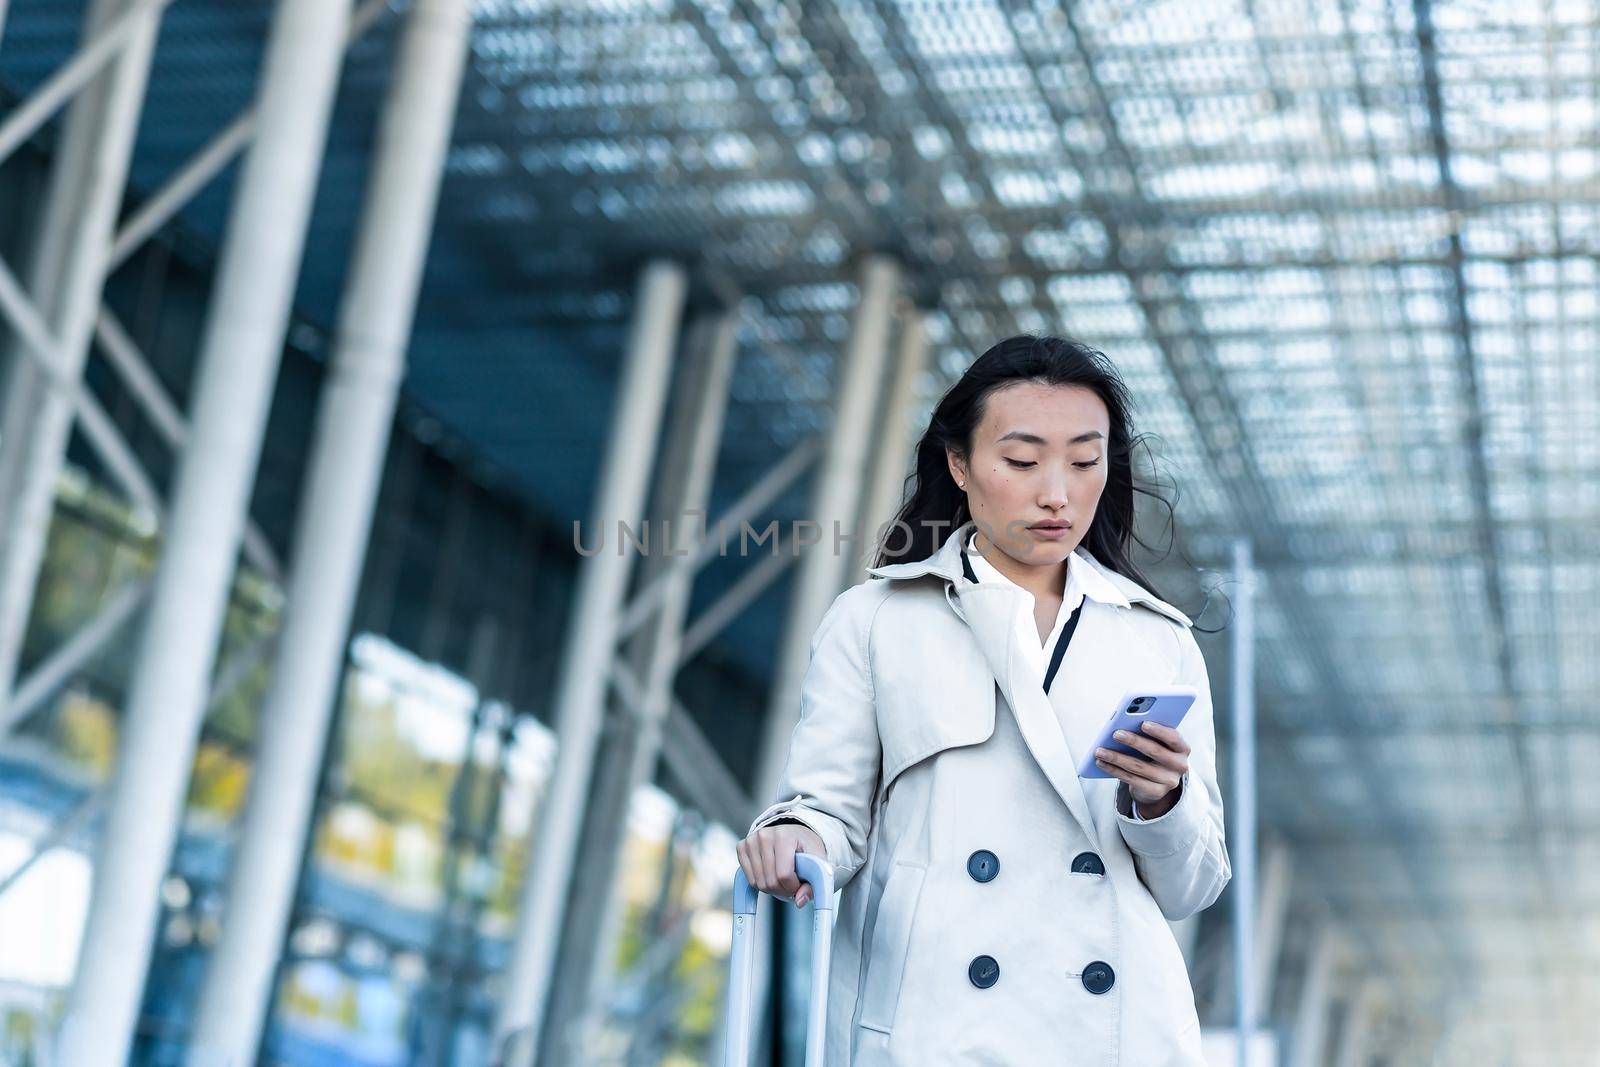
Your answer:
[1230,537,1258,1067]
[493,259,688,1066]
[0,0,161,727]
[855,305,928,574]
[53,1,353,1063]
[184,1,472,1063]
[1290,923,1339,1067]
[538,311,740,1065]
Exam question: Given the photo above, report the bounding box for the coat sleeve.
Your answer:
[747,584,883,892]
[1112,623,1231,921]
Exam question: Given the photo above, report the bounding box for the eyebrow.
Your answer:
[996,430,1105,446]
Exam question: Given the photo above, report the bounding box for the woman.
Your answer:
[736,335,1230,1065]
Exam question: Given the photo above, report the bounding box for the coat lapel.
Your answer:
[948,578,1103,849]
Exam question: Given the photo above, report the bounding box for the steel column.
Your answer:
[539,310,740,1065]
[1230,537,1258,1067]
[855,305,929,575]
[1251,837,1293,1022]
[0,0,161,725]
[1290,923,1338,1067]
[493,259,688,1065]
[753,254,899,802]
[184,0,471,1062]
[53,0,353,1061]
[1333,979,1379,1067]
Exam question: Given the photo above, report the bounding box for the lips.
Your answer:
[1030,522,1070,529]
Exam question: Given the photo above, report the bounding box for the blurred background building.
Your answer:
[0,0,1597,1065]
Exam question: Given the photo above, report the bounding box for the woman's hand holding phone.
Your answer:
[737,821,827,908]
[1095,720,1190,818]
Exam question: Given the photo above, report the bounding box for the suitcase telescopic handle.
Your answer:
[723,851,835,1067]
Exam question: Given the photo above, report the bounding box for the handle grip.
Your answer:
[722,851,835,1067]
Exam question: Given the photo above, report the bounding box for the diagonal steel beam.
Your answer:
[1,627,277,904]
[0,0,398,735]
[0,0,167,733]
[1,578,148,736]
[93,308,280,576]
[105,0,393,270]
[614,435,822,642]
[0,786,102,899]
[0,0,177,166]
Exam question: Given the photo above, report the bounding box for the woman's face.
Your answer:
[946,380,1111,567]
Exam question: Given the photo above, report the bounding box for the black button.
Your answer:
[1070,852,1105,875]
[966,849,999,882]
[1081,961,1115,995]
[968,954,999,989]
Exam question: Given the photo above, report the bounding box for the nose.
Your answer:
[1038,470,1069,510]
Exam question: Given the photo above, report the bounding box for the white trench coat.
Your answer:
[748,519,1231,1066]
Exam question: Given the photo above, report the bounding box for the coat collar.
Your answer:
[866,518,1193,629]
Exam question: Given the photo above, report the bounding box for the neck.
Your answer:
[972,528,1068,604]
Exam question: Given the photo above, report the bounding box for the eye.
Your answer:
[1073,460,1100,470]
[1004,458,1036,469]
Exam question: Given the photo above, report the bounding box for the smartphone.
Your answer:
[1076,686,1197,779]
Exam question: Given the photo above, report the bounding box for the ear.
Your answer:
[945,447,967,488]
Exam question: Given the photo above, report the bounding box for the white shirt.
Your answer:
[964,529,1085,683]
[963,529,1153,820]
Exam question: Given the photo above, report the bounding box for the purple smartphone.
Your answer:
[1076,685,1197,778]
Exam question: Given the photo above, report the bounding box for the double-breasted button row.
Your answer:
[969,848,1102,879]
[964,848,1110,994]
[966,955,1116,994]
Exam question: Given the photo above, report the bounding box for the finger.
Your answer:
[790,837,811,905]
[1095,758,1158,799]
[1111,730,1186,772]
[1138,721,1190,754]
[1095,745,1156,772]
[1095,757,1170,803]
[775,836,800,896]
[759,832,778,893]
[1097,750,1180,791]
[1099,743,1183,777]
[1111,729,1174,761]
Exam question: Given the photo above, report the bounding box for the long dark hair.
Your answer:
[872,334,1214,626]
